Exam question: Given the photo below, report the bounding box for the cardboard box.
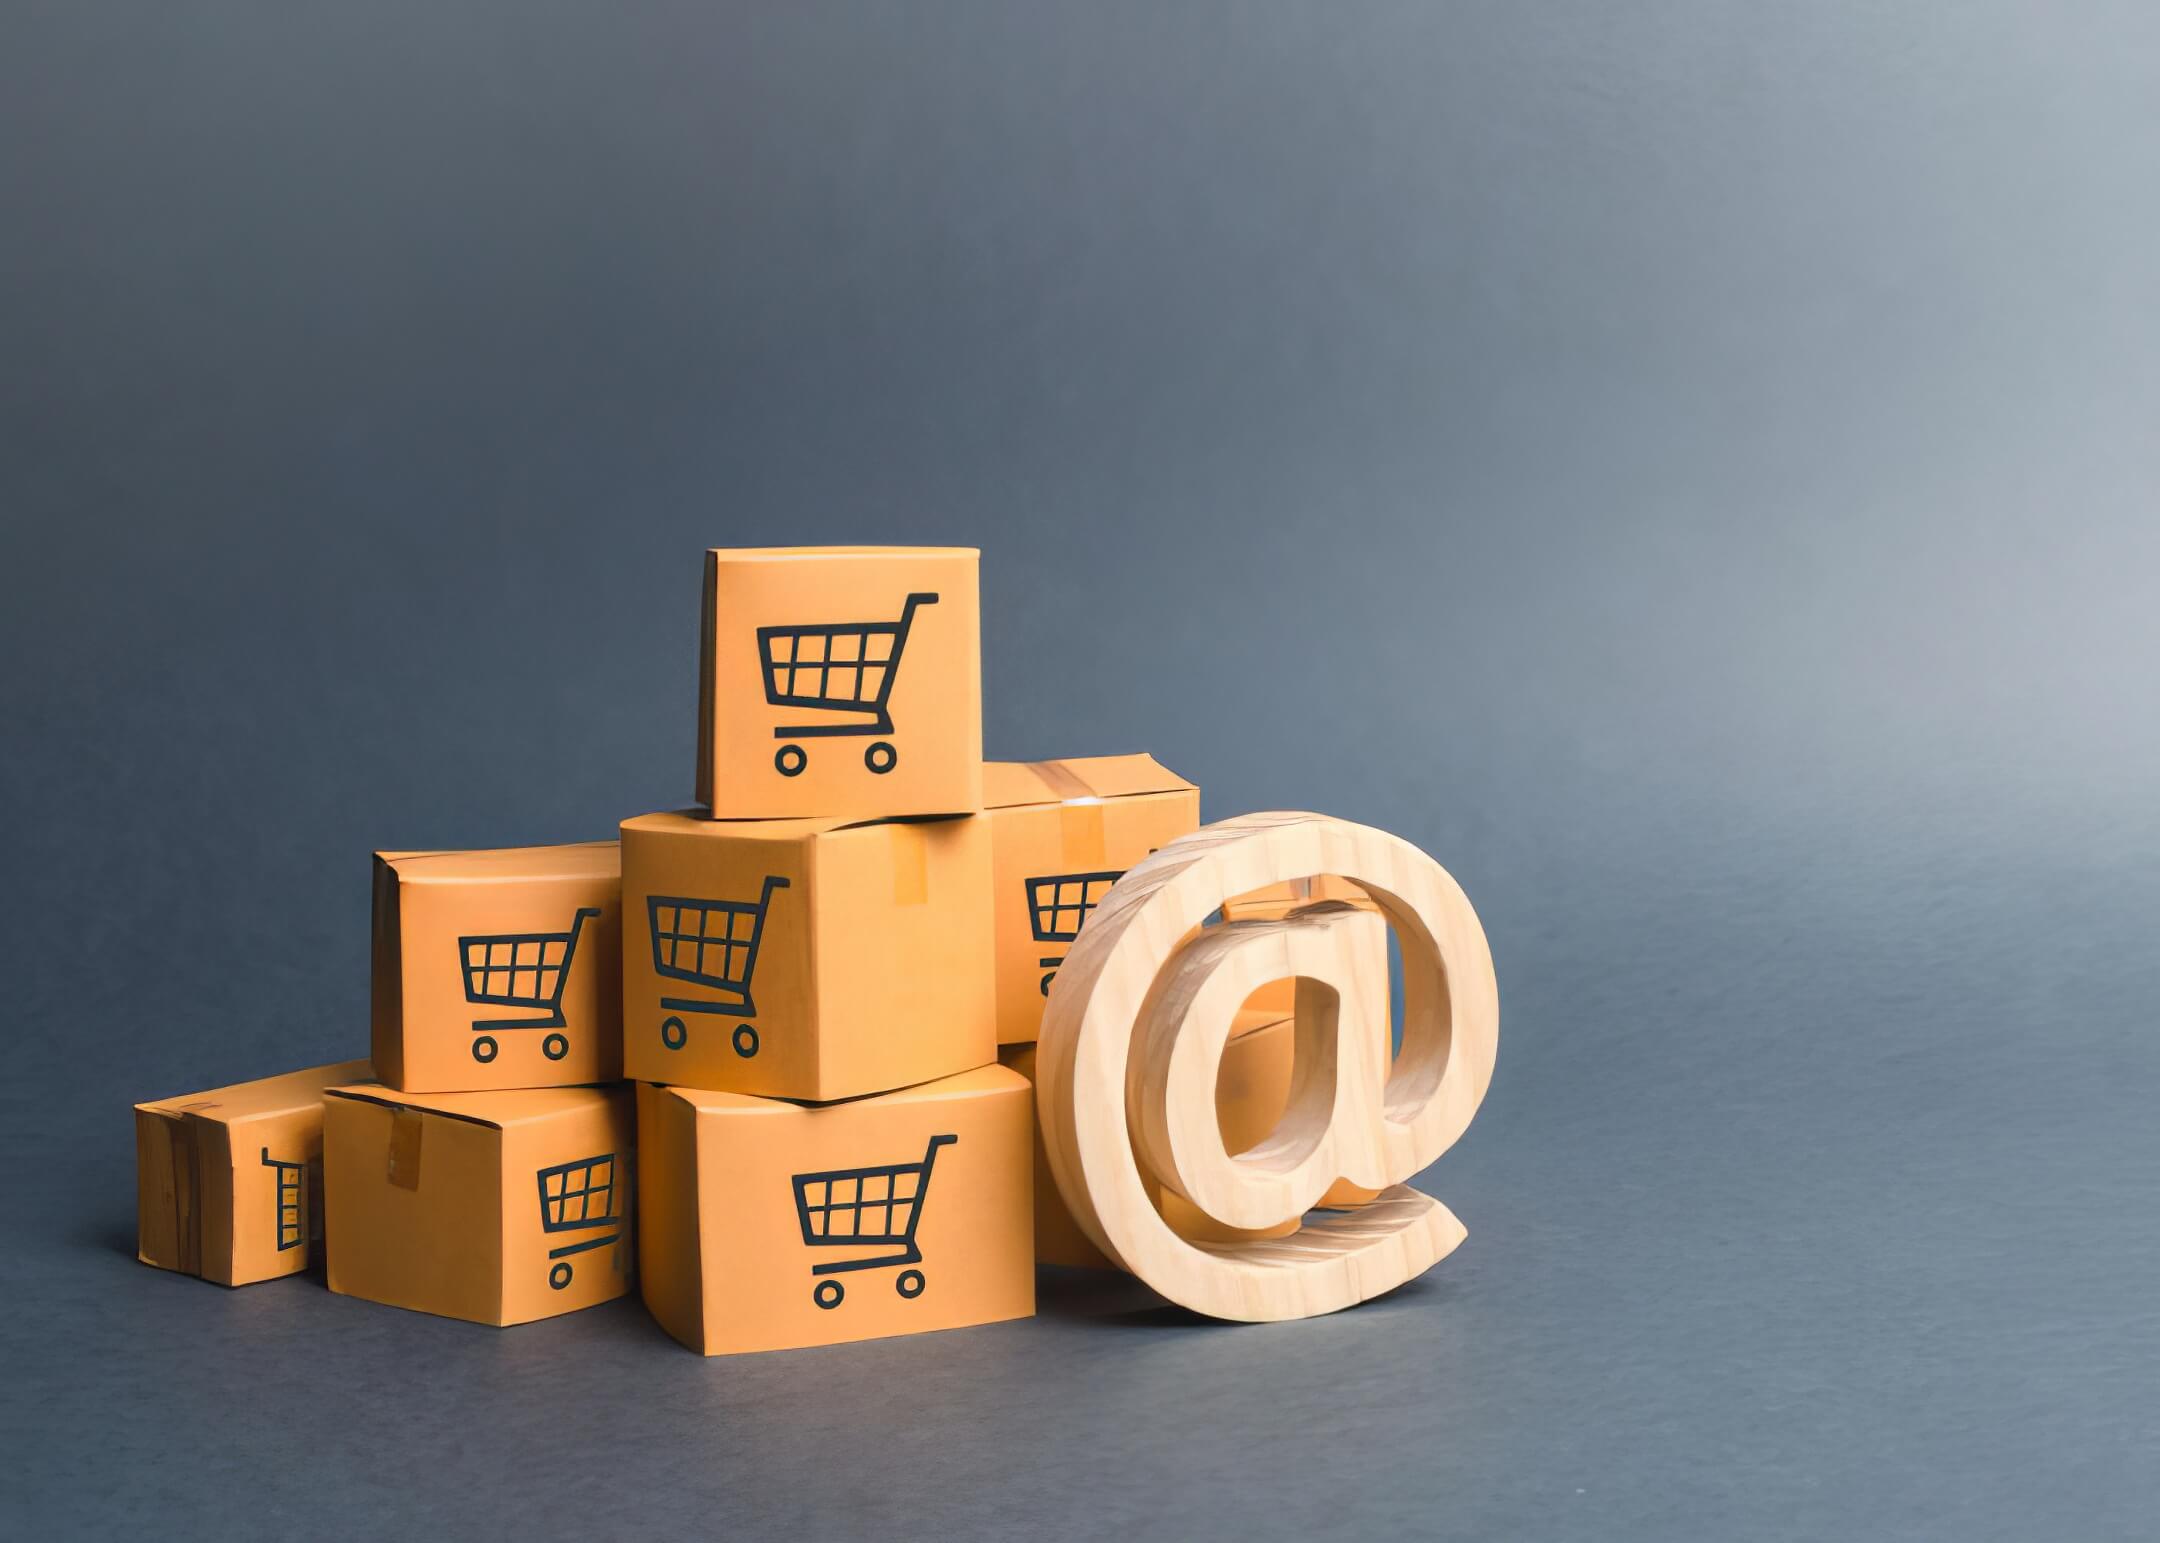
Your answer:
[696,546,983,820]
[1000,1008,1297,1270]
[135,1059,373,1285]
[372,843,623,1094]
[620,809,994,1102]
[984,755,1200,1045]
[638,1065,1034,1355]
[323,1082,635,1326]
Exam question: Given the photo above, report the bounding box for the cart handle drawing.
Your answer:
[791,1133,957,1310]
[757,590,939,777]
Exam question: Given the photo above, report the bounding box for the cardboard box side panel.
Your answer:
[227,1106,325,1285]
[498,1092,636,1325]
[997,1043,1116,1269]
[696,550,716,810]
[324,1097,508,1326]
[134,1108,198,1275]
[370,858,407,1089]
[637,1086,706,1352]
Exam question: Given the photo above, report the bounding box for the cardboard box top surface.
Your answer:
[138,1059,375,1124]
[324,1081,621,1129]
[708,545,978,564]
[375,842,620,883]
[981,754,1196,811]
[652,1061,1025,1117]
[621,808,975,843]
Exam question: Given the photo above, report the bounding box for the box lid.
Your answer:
[323,1082,618,1129]
[137,1059,374,1125]
[982,755,1195,810]
[375,842,619,884]
[652,1061,1026,1117]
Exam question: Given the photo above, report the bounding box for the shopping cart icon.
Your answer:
[790,1133,957,1310]
[458,906,602,1066]
[260,1149,307,1252]
[1026,870,1124,996]
[649,875,790,1059]
[538,1152,621,1291]
[757,591,939,777]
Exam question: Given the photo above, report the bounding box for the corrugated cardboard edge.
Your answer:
[982,754,1197,810]
[370,857,406,1089]
[696,549,717,809]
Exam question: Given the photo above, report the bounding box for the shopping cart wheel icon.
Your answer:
[864,742,896,774]
[814,1280,844,1310]
[896,1269,925,1298]
[473,1036,500,1064]
[661,1016,687,1051]
[733,1025,759,1058]
[775,745,807,777]
[542,1033,569,1061]
[549,1262,572,1290]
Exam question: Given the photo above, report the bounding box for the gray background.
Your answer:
[4,2,2156,1538]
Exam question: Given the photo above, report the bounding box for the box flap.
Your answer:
[323,1081,613,1129]
[375,842,619,884]
[138,1059,375,1125]
[623,809,976,842]
[982,755,1195,810]
[711,545,979,563]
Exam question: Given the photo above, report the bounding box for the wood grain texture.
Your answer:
[1035,811,1498,1322]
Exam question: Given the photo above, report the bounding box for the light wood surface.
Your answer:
[1035,811,1498,1322]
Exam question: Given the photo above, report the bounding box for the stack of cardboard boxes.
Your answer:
[132,544,1384,1351]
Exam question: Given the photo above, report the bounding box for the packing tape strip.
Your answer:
[1026,759,1095,801]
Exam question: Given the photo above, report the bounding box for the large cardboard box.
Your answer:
[371,843,622,1094]
[984,755,1200,1045]
[620,809,994,1102]
[135,1059,372,1285]
[1000,1008,1297,1270]
[696,546,983,821]
[638,1065,1033,1356]
[323,1082,635,1326]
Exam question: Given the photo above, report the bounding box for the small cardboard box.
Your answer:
[1000,1007,1295,1270]
[323,1082,635,1326]
[984,755,1200,1046]
[620,809,994,1102]
[135,1059,373,1285]
[638,1064,1034,1356]
[372,843,623,1094]
[696,546,983,821]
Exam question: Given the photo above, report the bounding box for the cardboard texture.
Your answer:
[372,843,623,1094]
[620,809,994,1102]
[696,546,983,821]
[135,1059,373,1286]
[638,1065,1034,1356]
[984,755,1200,1046]
[323,1082,635,1326]
[1000,1007,1293,1270]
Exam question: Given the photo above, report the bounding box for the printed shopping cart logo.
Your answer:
[457,906,601,1066]
[537,1152,621,1291]
[756,591,939,777]
[649,875,790,1060]
[260,1149,307,1252]
[1026,870,1124,996]
[790,1133,957,1310]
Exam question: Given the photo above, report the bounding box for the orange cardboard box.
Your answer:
[696,546,983,820]
[984,755,1200,1045]
[323,1082,635,1326]
[620,810,993,1101]
[638,1065,1033,1355]
[1000,1008,1295,1270]
[135,1059,373,1285]
[371,843,623,1093]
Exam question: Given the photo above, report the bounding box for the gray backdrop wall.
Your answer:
[5,3,2156,1538]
